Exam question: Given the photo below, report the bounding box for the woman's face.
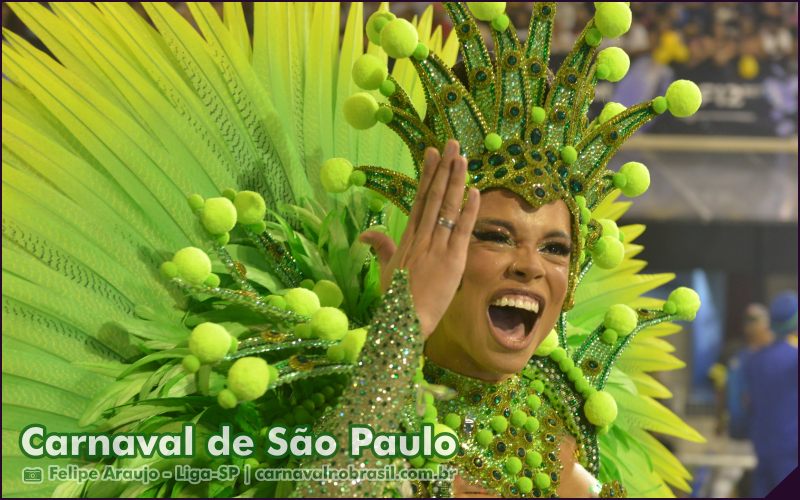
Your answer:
[425,189,572,381]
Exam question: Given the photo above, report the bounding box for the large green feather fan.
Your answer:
[2,3,697,498]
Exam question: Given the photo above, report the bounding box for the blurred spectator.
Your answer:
[744,291,798,496]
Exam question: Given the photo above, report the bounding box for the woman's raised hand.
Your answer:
[359,140,480,339]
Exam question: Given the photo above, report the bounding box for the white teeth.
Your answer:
[491,295,540,313]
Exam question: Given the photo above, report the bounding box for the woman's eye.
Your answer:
[473,230,513,245]
[542,242,571,256]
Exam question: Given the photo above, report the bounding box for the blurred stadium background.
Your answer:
[3,2,797,497]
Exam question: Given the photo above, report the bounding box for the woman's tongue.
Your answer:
[489,305,530,340]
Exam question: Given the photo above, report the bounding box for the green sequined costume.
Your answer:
[3,2,702,498]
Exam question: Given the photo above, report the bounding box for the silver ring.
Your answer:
[437,216,456,230]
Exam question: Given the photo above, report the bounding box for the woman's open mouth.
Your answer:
[486,292,543,351]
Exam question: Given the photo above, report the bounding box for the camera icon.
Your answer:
[22,467,43,484]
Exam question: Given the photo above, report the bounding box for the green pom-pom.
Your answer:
[601,329,619,344]
[366,11,396,45]
[424,461,440,474]
[585,27,603,47]
[172,247,211,285]
[517,477,533,494]
[229,336,238,354]
[575,378,590,394]
[598,101,626,124]
[468,2,506,21]
[412,43,430,61]
[549,347,567,363]
[343,92,379,130]
[526,394,541,411]
[375,107,394,124]
[312,393,326,407]
[559,357,575,373]
[532,380,545,393]
[510,409,527,427]
[584,390,618,427]
[423,404,438,421]
[534,329,558,356]
[484,133,502,151]
[663,301,677,315]
[605,304,638,336]
[379,79,396,97]
[247,221,267,234]
[597,218,619,239]
[302,399,316,412]
[380,18,419,59]
[294,323,313,339]
[666,79,702,117]
[300,279,315,290]
[320,158,355,193]
[618,161,650,197]
[524,416,540,432]
[352,53,388,90]
[526,451,542,468]
[534,472,552,490]
[227,357,271,401]
[530,106,546,124]
[596,64,610,80]
[267,365,279,387]
[222,188,237,201]
[160,261,178,279]
[311,307,349,341]
[476,429,494,447]
[651,96,668,114]
[216,233,230,246]
[580,206,592,224]
[326,344,345,363]
[444,413,462,430]
[591,235,625,269]
[491,14,510,31]
[575,195,587,208]
[505,456,523,475]
[667,287,701,320]
[201,197,237,235]
[431,423,458,462]
[187,193,204,211]
[408,455,426,468]
[490,415,508,433]
[204,273,220,288]
[368,197,386,212]
[284,287,321,316]
[266,295,287,310]
[217,389,238,409]
[294,407,313,424]
[182,355,201,373]
[560,145,577,165]
[350,170,368,187]
[596,47,629,82]
[594,2,632,39]
[313,280,344,308]
[568,366,584,381]
[341,328,368,363]
[233,191,266,225]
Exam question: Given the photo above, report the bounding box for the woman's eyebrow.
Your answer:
[543,230,570,239]
[475,218,516,234]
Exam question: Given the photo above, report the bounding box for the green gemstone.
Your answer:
[610,131,619,140]
[493,167,508,179]
[509,106,520,117]
[530,129,542,145]
[514,175,525,185]
[532,152,542,161]
[546,151,557,164]
[534,167,543,176]
[508,144,523,156]
[507,55,518,65]
[489,154,505,167]
[557,166,568,178]
[468,159,483,172]
[556,110,566,120]
[472,174,484,184]
[530,63,541,74]
[534,187,546,198]
[567,74,578,84]
[542,6,551,15]
[476,70,487,81]
[570,179,583,193]
[447,92,457,101]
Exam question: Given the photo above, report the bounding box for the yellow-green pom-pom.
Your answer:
[189,322,231,364]
[526,394,542,411]
[651,96,668,114]
[598,101,626,124]
[517,477,533,494]
[591,235,625,269]
[663,301,677,315]
[412,43,430,61]
[584,390,618,427]
[468,2,506,21]
[234,191,267,225]
[575,378,590,394]
[375,107,394,124]
[380,18,419,59]
[295,323,313,339]
[379,79,396,97]
[534,472,551,489]
[505,456,523,475]
[227,357,271,401]
[366,11,396,45]
[266,295,287,310]
[597,47,630,82]
[369,197,386,212]
[201,197,237,235]
[667,287,701,320]
[160,261,178,279]
[594,2,632,39]
[491,14,510,31]
[666,79,702,117]
[205,273,220,288]
[601,329,619,344]
[560,146,578,165]
[476,429,494,447]
[430,423,458,462]
[344,93,379,130]
[350,170,368,187]
[229,336,238,354]
[490,415,508,433]
[341,328,368,363]
[559,357,575,373]
[524,416,540,432]
[409,455,426,468]
[617,161,650,197]
[217,389,238,409]
[187,193,204,211]
[484,133,502,152]
[580,206,592,225]
[352,54,388,90]
[320,158,354,193]
[549,347,567,363]
[172,247,211,285]
[313,280,344,308]
[534,329,558,356]
[530,106,546,124]
[510,409,527,427]
[222,188,237,201]
[182,355,200,373]
[300,279,315,290]
[585,27,603,47]
[568,366,584,381]
[284,287,321,316]
[444,413,462,430]
[310,307,349,341]
[216,233,230,246]
[605,304,638,336]
[597,219,619,239]
[326,344,345,363]
[526,451,542,467]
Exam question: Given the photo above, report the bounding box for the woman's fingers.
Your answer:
[416,140,459,244]
[450,188,480,253]
[359,231,396,268]
[432,153,468,248]
[406,147,441,236]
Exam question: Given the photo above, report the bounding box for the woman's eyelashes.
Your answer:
[541,241,571,256]
[472,229,513,245]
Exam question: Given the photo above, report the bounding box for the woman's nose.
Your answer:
[505,248,545,281]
